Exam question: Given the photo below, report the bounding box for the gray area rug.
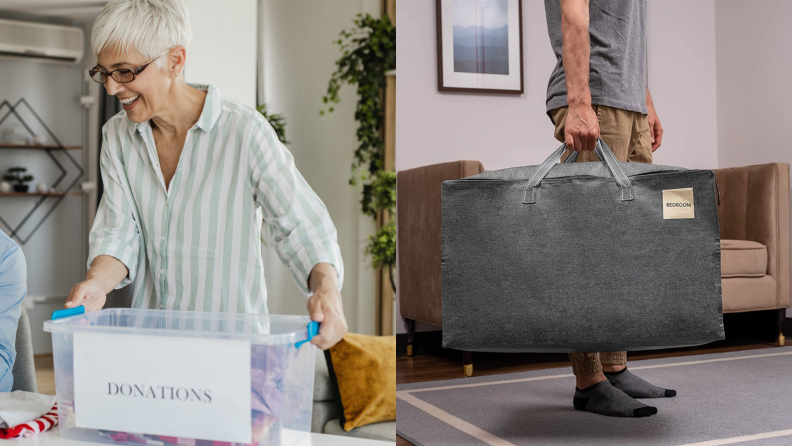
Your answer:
[397,347,792,446]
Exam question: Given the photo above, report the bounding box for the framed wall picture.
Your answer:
[436,0,524,94]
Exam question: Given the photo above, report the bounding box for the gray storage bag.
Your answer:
[441,139,725,353]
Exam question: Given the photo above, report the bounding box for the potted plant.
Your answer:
[256,104,290,145]
[321,13,396,291]
[3,167,34,192]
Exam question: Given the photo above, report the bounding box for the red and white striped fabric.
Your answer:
[0,403,58,439]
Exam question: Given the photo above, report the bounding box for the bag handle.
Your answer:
[522,138,633,204]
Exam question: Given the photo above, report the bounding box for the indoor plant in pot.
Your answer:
[320,13,396,291]
[3,167,34,192]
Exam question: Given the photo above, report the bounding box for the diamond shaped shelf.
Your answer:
[0,98,85,245]
[0,143,82,150]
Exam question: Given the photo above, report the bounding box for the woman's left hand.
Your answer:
[306,263,348,350]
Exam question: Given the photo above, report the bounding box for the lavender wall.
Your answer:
[395,0,719,334]
[714,0,792,317]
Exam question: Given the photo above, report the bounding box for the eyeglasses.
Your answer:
[89,50,170,84]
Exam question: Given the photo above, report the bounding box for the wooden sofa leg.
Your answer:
[463,351,473,377]
[404,318,416,356]
[777,309,786,347]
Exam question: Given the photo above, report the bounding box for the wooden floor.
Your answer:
[396,337,783,446]
[33,336,785,446]
[34,354,56,395]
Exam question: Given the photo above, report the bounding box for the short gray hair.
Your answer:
[91,0,192,71]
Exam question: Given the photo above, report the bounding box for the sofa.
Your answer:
[12,306,36,392]
[397,160,792,376]
[312,348,396,442]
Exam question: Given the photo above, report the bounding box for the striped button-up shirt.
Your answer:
[88,83,344,314]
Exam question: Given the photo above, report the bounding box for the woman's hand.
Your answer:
[65,278,108,312]
[65,255,128,312]
[307,263,348,350]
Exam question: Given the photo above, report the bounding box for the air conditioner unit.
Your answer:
[0,18,84,64]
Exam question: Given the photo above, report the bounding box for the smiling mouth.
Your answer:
[119,94,139,105]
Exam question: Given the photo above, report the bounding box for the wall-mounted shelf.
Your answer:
[0,192,81,197]
[0,144,82,150]
[0,98,85,245]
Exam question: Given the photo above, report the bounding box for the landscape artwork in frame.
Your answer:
[436,0,524,94]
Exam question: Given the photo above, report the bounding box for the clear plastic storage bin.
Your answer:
[43,309,316,446]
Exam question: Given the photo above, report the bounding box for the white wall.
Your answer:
[260,0,379,335]
[714,0,792,317]
[185,0,258,107]
[395,0,719,334]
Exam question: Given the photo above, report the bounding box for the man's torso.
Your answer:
[544,0,648,114]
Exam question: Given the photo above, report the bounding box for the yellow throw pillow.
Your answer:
[323,333,396,431]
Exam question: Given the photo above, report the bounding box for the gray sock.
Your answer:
[573,380,658,417]
[604,367,676,398]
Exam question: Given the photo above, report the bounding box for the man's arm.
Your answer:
[0,245,25,392]
[646,89,663,151]
[560,0,599,152]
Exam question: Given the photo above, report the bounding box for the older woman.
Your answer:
[65,0,346,349]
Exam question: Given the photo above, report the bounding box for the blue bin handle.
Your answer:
[294,321,320,348]
[51,305,85,320]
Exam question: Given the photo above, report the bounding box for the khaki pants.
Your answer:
[549,104,653,376]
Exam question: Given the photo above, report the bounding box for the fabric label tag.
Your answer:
[662,188,695,219]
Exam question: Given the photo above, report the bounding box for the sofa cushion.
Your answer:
[722,275,777,312]
[324,419,396,442]
[312,401,340,433]
[721,239,767,277]
[314,347,334,402]
[324,333,396,432]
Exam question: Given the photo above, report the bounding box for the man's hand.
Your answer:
[646,90,663,151]
[565,105,600,152]
[306,263,347,350]
[65,278,108,312]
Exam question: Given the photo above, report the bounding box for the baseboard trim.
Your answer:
[397,316,792,357]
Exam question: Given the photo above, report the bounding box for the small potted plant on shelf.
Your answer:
[3,167,34,192]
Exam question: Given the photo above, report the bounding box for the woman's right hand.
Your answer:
[65,278,107,312]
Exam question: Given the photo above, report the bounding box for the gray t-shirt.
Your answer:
[544,0,647,115]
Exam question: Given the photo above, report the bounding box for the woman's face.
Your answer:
[96,47,172,124]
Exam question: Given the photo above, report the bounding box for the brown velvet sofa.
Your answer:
[397,161,791,376]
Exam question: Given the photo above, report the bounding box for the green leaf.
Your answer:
[256,102,290,145]
[319,13,397,267]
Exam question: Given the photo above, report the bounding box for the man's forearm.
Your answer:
[560,0,591,107]
[86,255,129,294]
